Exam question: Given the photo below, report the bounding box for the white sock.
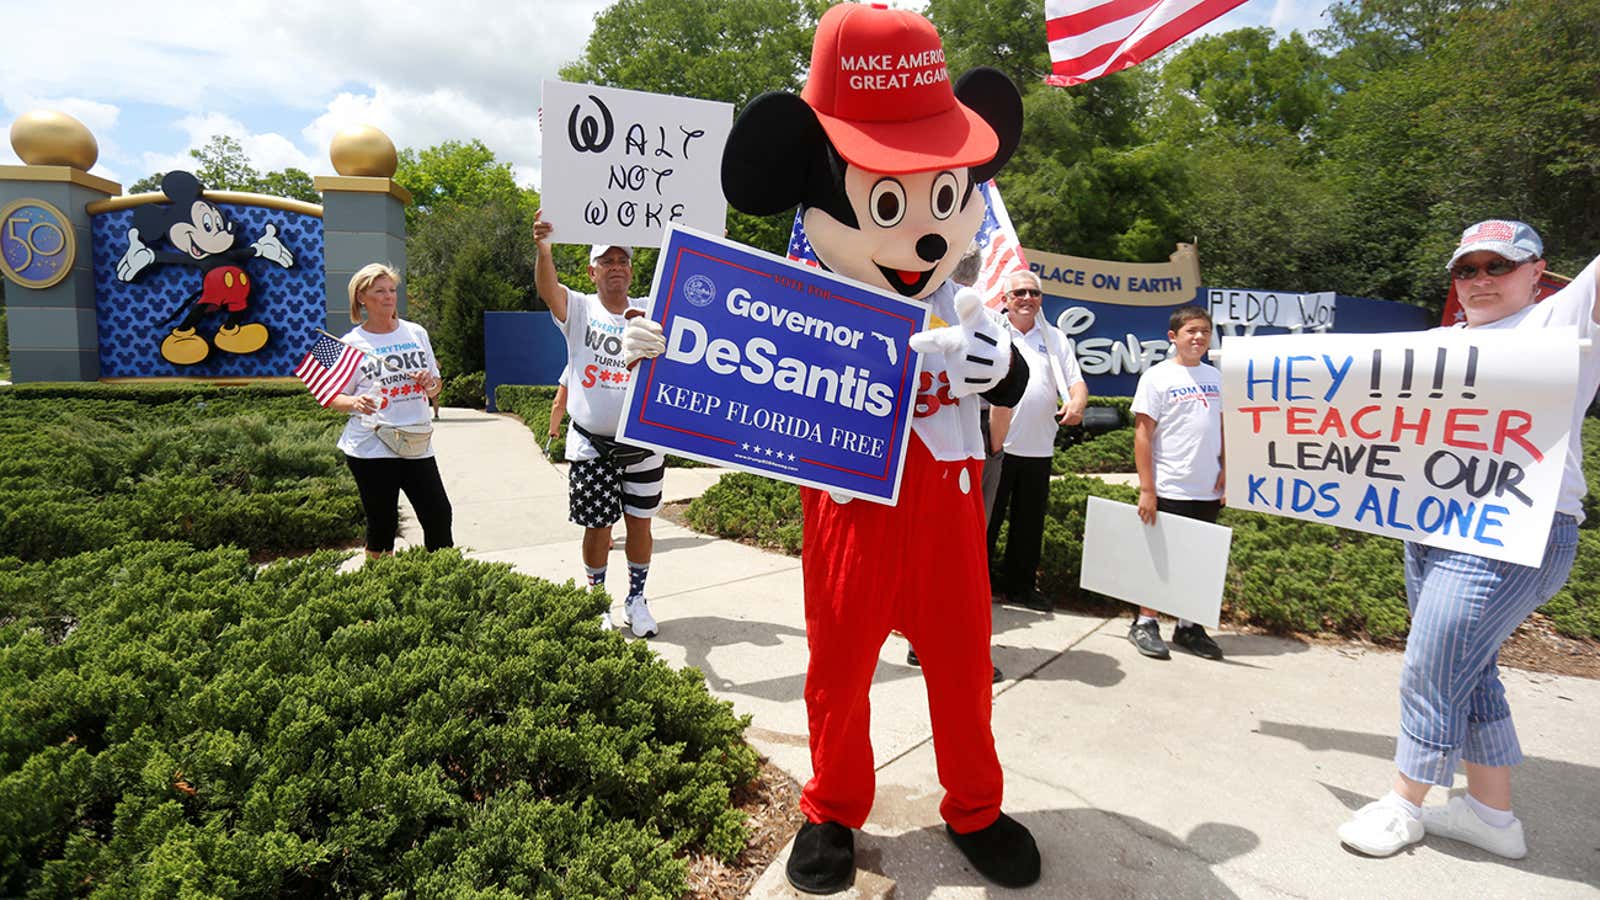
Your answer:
[1380,790,1421,819]
[1465,793,1516,828]
[1177,618,1194,629]
[1136,615,1158,626]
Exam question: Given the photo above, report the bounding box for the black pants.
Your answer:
[987,453,1053,596]
[345,454,454,552]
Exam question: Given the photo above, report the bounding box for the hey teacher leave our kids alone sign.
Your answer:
[1220,329,1580,567]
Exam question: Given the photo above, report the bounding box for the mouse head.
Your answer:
[721,2,1022,301]
[132,170,237,260]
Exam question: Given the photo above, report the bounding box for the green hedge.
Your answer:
[0,392,362,561]
[439,371,487,409]
[683,470,1599,641]
[1054,428,1135,474]
[0,543,757,897]
[683,473,804,555]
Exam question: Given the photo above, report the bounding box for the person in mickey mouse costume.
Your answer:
[623,3,1039,892]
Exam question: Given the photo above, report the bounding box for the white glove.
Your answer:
[622,314,666,368]
[252,224,294,268]
[907,287,1011,399]
[116,228,155,281]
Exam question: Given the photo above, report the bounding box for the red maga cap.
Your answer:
[801,2,998,175]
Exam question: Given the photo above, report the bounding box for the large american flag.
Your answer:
[295,334,366,407]
[1044,0,1249,87]
[785,179,1028,309]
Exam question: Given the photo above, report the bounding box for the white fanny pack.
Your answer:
[375,424,434,458]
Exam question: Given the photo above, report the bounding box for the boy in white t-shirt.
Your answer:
[1128,305,1225,661]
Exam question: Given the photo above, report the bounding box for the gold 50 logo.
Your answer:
[0,199,75,289]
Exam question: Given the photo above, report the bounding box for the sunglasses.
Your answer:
[1009,288,1042,298]
[1451,258,1525,280]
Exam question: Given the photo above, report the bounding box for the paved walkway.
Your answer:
[401,408,1600,898]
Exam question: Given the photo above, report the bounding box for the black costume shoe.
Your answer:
[1172,623,1224,660]
[947,811,1041,888]
[1008,587,1053,612]
[786,820,855,894]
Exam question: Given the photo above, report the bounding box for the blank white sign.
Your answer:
[1079,496,1232,630]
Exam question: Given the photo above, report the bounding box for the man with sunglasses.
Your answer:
[1339,220,1600,861]
[986,271,1088,611]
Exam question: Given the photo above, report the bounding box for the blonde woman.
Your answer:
[328,263,453,556]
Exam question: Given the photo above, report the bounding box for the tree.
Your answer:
[926,0,1051,88]
[406,198,540,375]
[1153,29,1336,154]
[127,135,321,203]
[559,0,826,112]
[394,140,531,231]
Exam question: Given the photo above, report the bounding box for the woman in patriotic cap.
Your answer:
[628,1,1038,892]
[1337,220,1600,861]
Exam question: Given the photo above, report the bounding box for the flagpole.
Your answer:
[315,328,403,372]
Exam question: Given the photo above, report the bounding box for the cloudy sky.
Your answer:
[1,0,1331,191]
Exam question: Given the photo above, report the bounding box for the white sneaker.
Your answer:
[623,595,658,638]
[1338,800,1424,857]
[1422,796,1527,859]
[599,609,614,631]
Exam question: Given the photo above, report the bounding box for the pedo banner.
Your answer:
[619,225,927,504]
[1221,328,1580,566]
[540,80,732,247]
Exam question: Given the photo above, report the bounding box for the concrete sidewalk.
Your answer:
[405,408,1600,898]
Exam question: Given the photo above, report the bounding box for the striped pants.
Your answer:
[1396,514,1579,784]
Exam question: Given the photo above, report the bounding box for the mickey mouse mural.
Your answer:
[115,171,296,365]
[627,2,1039,892]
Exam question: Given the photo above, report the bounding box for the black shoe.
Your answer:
[786,821,855,894]
[947,811,1041,888]
[1008,587,1053,612]
[1172,623,1224,660]
[1128,620,1171,659]
[992,664,1003,683]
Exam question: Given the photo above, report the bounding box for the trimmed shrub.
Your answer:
[1054,427,1135,474]
[0,543,758,897]
[0,393,362,561]
[680,469,1598,641]
[683,473,804,555]
[439,371,487,409]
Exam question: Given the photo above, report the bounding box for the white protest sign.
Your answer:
[1079,497,1232,630]
[1207,288,1337,330]
[540,80,732,247]
[1221,328,1579,566]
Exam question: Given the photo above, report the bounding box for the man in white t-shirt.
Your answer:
[987,270,1088,611]
[1128,306,1225,661]
[534,210,665,638]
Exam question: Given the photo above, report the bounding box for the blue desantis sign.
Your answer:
[619,226,927,504]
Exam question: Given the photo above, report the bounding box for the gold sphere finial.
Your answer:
[329,125,398,177]
[10,110,99,170]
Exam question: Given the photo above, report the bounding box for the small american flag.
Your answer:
[1045,0,1248,87]
[296,334,366,407]
[972,180,1029,309]
[784,179,1028,308]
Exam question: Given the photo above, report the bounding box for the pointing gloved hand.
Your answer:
[907,287,1011,398]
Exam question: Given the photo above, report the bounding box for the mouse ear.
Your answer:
[160,170,205,202]
[955,68,1023,184]
[721,92,829,217]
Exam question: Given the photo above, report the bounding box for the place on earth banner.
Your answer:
[1220,328,1579,566]
[619,225,927,504]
